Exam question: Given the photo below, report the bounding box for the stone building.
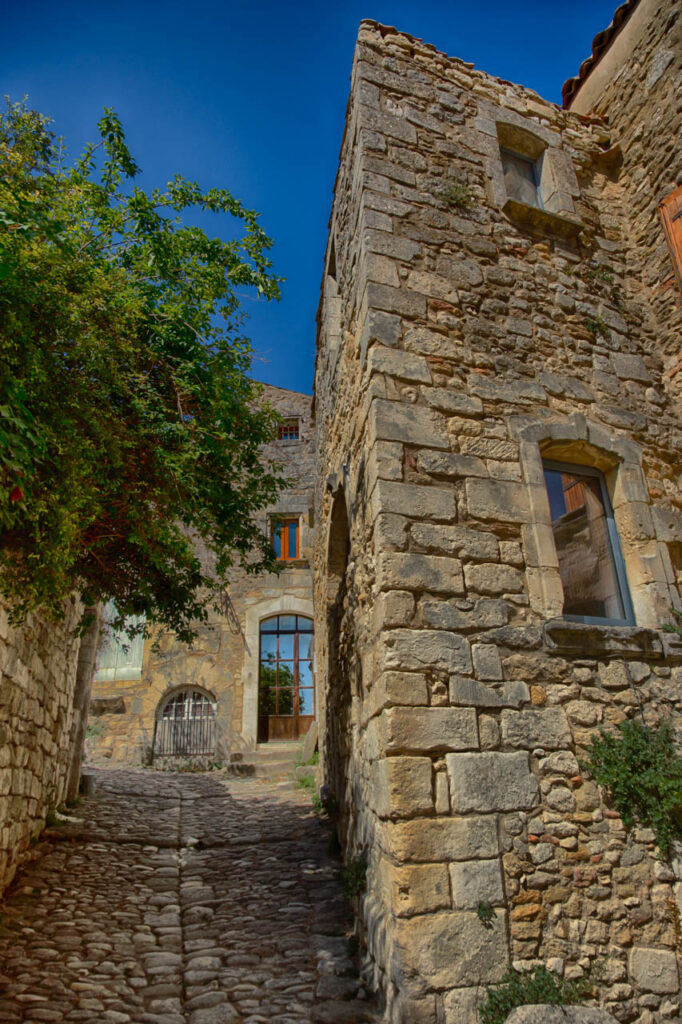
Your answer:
[313,2,682,1022]
[87,383,316,764]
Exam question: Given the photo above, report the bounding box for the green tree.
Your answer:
[0,100,284,642]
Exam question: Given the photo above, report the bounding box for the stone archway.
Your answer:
[152,686,217,761]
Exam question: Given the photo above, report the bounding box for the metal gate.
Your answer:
[153,689,216,759]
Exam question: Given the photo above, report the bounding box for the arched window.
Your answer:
[153,688,216,758]
[258,615,314,741]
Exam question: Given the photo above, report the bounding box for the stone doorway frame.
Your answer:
[241,596,315,746]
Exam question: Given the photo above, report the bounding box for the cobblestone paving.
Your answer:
[0,768,379,1024]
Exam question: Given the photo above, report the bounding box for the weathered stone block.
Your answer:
[383,628,472,674]
[423,598,509,631]
[366,345,432,383]
[373,756,433,817]
[412,525,498,561]
[628,946,679,994]
[466,478,530,523]
[385,816,499,862]
[443,987,481,1024]
[395,910,508,987]
[387,863,450,917]
[449,676,528,708]
[505,1010,619,1024]
[500,708,572,750]
[472,643,502,681]
[370,398,448,449]
[446,752,539,812]
[382,707,478,754]
[449,858,504,909]
[464,563,525,595]
[377,552,464,594]
[371,481,456,521]
[417,451,488,478]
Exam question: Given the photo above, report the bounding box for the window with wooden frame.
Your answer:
[278,418,300,441]
[272,518,299,561]
[543,461,634,626]
[659,185,682,295]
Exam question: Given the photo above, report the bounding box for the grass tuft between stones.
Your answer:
[479,965,591,1024]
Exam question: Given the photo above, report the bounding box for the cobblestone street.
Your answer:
[0,768,378,1024]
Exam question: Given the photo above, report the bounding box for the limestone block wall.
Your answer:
[568,0,682,376]
[89,385,316,762]
[0,598,82,895]
[314,18,682,1024]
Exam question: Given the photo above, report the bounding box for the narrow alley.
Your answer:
[0,763,378,1024]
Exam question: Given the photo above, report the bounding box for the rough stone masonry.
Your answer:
[313,3,682,1022]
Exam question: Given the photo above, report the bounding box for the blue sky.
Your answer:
[4,0,620,395]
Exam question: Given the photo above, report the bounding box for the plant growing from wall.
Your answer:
[581,718,682,858]
[584,314,610,340]
[436,180,474,210]
[341,855,367,900]
[479,965,591,1024]
[0,100,284,643]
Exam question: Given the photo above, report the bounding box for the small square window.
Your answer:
[272,518,299,561]
[501,148,542,209]
[543,461,634,625]
[278,419,300,441]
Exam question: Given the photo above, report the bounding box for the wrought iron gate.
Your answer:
[153,689,216,759]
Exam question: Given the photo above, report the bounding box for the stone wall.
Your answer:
[0,598,82,895]
[314,15,682,1024]
[88,384,316,762]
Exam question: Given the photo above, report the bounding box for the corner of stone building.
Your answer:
[314,11,682,1024]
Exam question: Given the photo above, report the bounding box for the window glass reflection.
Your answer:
[544,467,626,621]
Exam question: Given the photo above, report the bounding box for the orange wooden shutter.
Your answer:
[659,184,682,294]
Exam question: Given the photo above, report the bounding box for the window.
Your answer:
[659,184,682,295]
[259,615,314,719]
[543,461,634,625]
[272,517,299,560]
[501,148,542,209]
[278,418,300,441]
[93,601,145,681]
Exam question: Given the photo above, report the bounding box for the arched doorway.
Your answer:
[258,615,314,741]
[153,688,217,759]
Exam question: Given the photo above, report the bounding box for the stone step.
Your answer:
[229,741,301,779]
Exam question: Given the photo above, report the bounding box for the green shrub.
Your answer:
[297,773,315,791]
[581,718,682,857]
[437,181,474,209]
[341,855,367,900]
[480,965,590,1024]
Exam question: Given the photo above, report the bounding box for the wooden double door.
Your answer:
[258,614,314,741]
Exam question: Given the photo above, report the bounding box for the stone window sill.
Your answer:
[543,619,671,659]
[276,558,310,570]
[503,198,582,239]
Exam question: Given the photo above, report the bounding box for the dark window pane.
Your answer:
[261,615,279,632]
[544,467,626,620]
[502,150,540,208]
[277,689,294,715]
[297,615,314,633]
[272,523,282,558]
[288,521,298,557]
[299,689,314,715]
[279,615,296,631]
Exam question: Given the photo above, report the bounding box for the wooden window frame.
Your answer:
[272,517,300,561]
[659,184,682,295]
[278,418,300,441]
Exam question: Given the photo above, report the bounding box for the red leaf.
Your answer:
[9,485,23,503]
